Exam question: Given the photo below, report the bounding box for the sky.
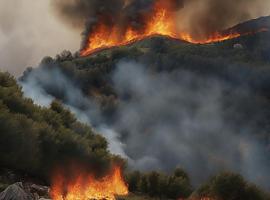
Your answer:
[0,0,80,76]
[0,0,270,76]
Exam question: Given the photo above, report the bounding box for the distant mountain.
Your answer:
[223,15,270,35]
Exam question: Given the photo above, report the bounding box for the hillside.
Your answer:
[3,70,270,199]
[21,24,270,124]
[16,16,270,199]
[0,72,118,182]
[223,15,270,35]
[20,15,270,178]
[22,16,270,97]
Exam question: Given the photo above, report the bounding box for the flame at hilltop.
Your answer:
[50,165,128,200]
[80,0,267,57]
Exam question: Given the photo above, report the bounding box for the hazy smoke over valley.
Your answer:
[20,60,270,189]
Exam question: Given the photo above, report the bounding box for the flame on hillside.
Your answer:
[80,0,268,56]
[50,165,128,200]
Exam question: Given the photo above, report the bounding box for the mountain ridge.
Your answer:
[80,15,270,58]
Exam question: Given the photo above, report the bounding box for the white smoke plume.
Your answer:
[0,0,80,76]
[20,65,127,159]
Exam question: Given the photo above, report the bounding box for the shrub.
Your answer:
[195,172,270,200]
[0,72,116,180]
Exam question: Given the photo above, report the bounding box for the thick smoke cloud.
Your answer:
[51,0,127,29]
[51,0,182,28]
[51,0,183,48]
[111,62,270,187]
[176,0,270,38]
[21,61,270,189]
[51,0,270,41]
[0,0,80,76]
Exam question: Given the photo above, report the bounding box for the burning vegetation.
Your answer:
[50,165,128,200]
[80,0,268,56]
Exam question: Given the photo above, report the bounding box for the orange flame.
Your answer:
[80,0,268,57]
[50,166,128,200]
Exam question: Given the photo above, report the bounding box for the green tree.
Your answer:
[126,171,141,192]
[0,72,118,181]
[195,172,270,200]
[147,172,161,197]
[139,174,149,194]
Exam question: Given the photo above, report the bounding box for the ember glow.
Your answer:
[50,166,128,200]
[80,0,268,57]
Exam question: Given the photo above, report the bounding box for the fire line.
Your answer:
[50,166,128,200]
[80,0,268,57]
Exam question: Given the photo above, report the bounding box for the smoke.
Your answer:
[176,0,270,38]
[111,61,270,187]
[20,60,270,189]
[51,0,126,29]
[51,0,181,28]
[51,0,184,48]
[51,0,270,42]
[20,64,128,159]
[0,0,80,76]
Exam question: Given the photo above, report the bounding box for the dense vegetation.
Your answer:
[126,168,193,199]
[1,71,269,199]
[193,172,270,200]
[22,31,270,118]
[21,31,270,146]
[0,72,116,179]
[124,170,270,200]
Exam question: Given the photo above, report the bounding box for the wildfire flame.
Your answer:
[80,0,268,57]
[50,166,128,200]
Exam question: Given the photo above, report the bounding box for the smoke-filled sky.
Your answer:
[0,0,80,76]
[51,0,270,31]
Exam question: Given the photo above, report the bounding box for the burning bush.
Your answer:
[50,165,128,200]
